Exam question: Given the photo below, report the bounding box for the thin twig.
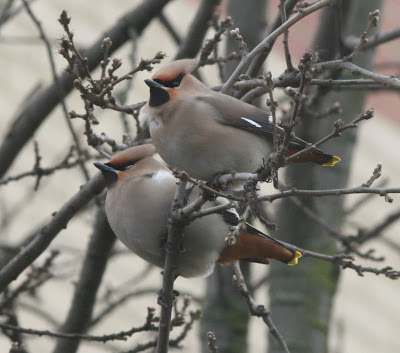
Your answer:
[279,0,294,71]
[22,0,90,181]
[345,26,400,51]
[354,208,400,245]
[312,60,400,88]
[0,308,158,342]
[0,0,37,27]
[0,0,172,180]
[246,0,299,78]
[309,78,400,89]
[344,9,380,61]
[285,108,374,164]
[197,17,234,68]
[212,76,400,92]
[0,146,86,188]
[220,0,333,93]
[258,185,399,203]
[301,250,400,279]
[290,197,384,261]
[276,52,313,166]
[232,262,290,353]
[0,174,105,293]
[0,250,59,311]
[344,178,389,214]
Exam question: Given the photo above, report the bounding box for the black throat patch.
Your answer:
[102,169,118,189]
[149,87,170,107]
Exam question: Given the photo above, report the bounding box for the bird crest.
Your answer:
[107,144,156,169]
[152,59,196,83]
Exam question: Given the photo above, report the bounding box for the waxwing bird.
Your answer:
[94,144,301,278]
[142,59,340,181]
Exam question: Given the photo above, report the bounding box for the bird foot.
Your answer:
[203,172,228,201]
[157,289,180,308]
[209,172,228,190]
[202,188,218,201]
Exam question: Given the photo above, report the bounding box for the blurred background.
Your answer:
[0,0,399,352]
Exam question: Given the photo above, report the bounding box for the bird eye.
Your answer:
[108,160,137,171]
[153,73,185,89]
[172,73,184,88]
[164,73,185,88]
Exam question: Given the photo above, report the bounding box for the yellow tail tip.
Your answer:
[288,251,302,266]
[322,155,341,167]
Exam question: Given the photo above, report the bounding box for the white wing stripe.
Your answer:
[240,117,262,128]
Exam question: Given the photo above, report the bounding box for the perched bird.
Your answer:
[142,59,340,181]
[94,144,301,278]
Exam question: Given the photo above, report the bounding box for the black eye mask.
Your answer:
[105,160,137,171]
[155,72,185,88]
[149,73,185,107]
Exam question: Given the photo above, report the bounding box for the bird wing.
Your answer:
[196,94,310,150]
[221,209,283,244]
[196,93,339,163]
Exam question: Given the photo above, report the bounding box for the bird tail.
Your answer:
[286,146,341,166]
[217,233,302,266]
[321,155,341,166]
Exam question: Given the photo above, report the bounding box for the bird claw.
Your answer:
[160,239,175,254]
[203,172,227,200]
[209,172,227,190]
[202,188,217,201]
[157,289,180,308]
[160,235,185,253]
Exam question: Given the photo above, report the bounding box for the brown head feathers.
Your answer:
[152,59,196,84]
[107,144,156,170]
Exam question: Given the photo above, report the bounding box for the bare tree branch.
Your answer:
[344,9,380,61]
[156,177,189,353]
[246,0,299,77]
[0,145,86,188]
[221,0,334,93]
[312,59,400,88]
[0,307,158,342]
[344,26,400,51]
[0,0,171,179]
[21,0,90,181]
[175,0,221,59]
[258,186,399,203]
[279,0,294,71]
[53,208,116,353]
[0,174,105,293]
[354,208,400,245]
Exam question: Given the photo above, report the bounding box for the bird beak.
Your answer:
[94,162,118,188]
[144,79,166,89]
[94,162,115,173]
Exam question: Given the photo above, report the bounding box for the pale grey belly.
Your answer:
[106,177,229,278]
[111,214,227,278]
